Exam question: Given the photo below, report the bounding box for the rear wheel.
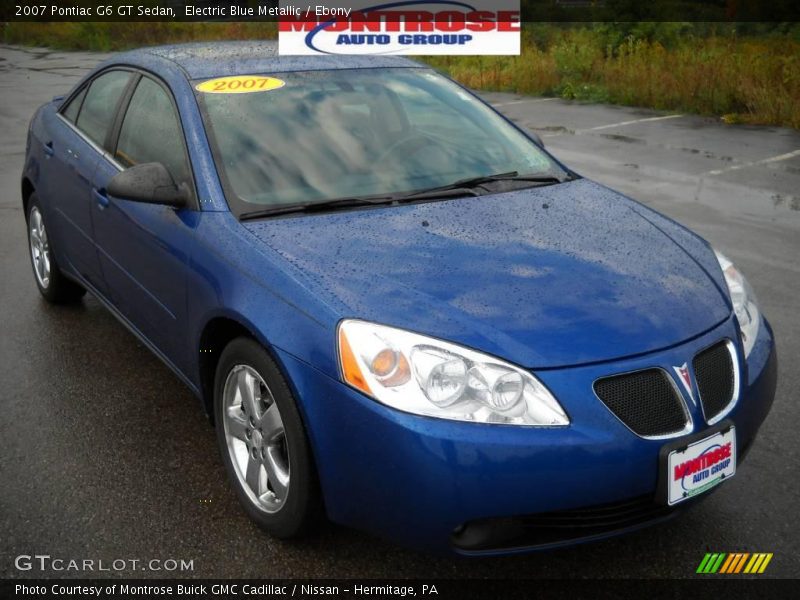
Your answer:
[214,337,322,538]
[27,195,85,304]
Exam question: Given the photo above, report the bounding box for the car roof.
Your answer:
[112,41,421,80]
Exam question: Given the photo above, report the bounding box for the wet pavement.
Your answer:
[1,46,799,579]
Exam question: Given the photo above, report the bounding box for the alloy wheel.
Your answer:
[222,364,290,513]
[29,206,51,288]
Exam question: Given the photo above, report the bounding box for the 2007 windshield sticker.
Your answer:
[196,76,285,94]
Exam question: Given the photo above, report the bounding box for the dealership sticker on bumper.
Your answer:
[667,427,736,505]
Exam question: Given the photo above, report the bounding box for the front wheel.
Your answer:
[214,337,322,538]
[26,195,86,304]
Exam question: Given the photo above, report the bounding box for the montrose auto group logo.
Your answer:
[673,441,733,490]
[278,0,520,55]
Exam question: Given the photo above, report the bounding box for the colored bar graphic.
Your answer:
[733,553,750,573]
[719,554,736,573]
[698,552,773,574]
[744,554,761,573]
[744,554,760,574]
[758,554,773,573]
[719,553,735,573]
[697,553,713,573]
[711,553,726,573]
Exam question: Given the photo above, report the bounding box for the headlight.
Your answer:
[337,320,569,426]
[715,250,760,357]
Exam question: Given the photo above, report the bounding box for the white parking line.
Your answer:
[492,97,559,107]
[704,149,800,176]
[578,114,684,133]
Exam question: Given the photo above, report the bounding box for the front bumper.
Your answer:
[277,315,777,555]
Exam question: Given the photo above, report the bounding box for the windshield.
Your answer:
[196,68,568,214]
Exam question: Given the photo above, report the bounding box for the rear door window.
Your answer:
[75,70,132,147]
[61,87,87,123]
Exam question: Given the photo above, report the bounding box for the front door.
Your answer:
[91,74,197,373]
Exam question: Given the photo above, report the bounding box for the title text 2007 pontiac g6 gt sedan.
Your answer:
[21,42,776,554]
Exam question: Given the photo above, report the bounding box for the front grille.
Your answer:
[452,495,681,551]
[594,369,687,437]
[694,341,735,421]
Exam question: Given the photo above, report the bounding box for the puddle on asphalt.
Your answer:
[599,133,644,144]
[535,125,573,134]
[677,147,734,161]
[611,164,800,221]
[772,194,800,211]
[691,178,800,219]
[596,134,738,163]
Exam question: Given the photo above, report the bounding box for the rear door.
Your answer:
[41,70,133,291]
[91,73,197,371]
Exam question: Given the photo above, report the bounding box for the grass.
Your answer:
[423,28,800,128]
[3,22,798,128]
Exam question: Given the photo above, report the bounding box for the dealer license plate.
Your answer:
[666,426,736,506]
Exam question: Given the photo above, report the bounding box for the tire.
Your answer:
[214,337,322,538]
[26,195,86,304]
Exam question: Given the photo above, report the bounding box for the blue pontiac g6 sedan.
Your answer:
[21,42,777,554]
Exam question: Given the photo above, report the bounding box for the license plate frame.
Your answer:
[656,420,736,506]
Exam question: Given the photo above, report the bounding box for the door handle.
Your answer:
[43,141,54,157]
[93,188,109,209]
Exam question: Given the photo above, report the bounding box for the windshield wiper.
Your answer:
[239,195,395,221]
[239,172,575,220]
[455,171,570,187]
[239,185,486,220]
[398,171,572,200]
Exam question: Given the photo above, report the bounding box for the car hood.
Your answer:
[243,179,731,369]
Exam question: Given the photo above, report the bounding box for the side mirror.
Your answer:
[107,162,188,207]
[529,131,545,148]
